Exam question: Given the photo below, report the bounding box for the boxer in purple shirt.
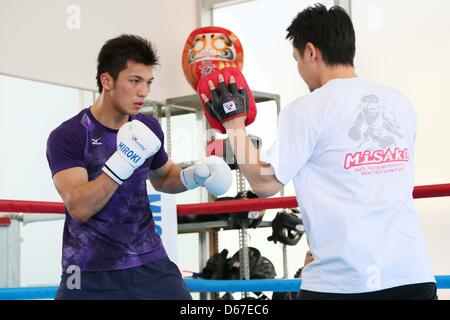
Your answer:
[46,34,232,300]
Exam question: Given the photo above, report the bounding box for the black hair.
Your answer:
[96,34,159,93]
[286,4,355,66]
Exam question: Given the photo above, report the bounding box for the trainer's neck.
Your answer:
[319,64,357,87]
[91,95,129,130]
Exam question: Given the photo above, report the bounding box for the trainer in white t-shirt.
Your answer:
[260,76,435,293]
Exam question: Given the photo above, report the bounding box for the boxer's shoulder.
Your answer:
[48,109,90,148]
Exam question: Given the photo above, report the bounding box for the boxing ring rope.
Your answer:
[178,183,450,216]
[1,277,450,300]
[0,183,449,299]
[1,183,449,215]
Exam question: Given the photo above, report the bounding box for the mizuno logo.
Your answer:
[91,138,102,145]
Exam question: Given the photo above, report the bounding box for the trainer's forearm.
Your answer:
[66,173,119,223]
[226,127,281,197]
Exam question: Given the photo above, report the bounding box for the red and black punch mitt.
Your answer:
[197,67,257,134]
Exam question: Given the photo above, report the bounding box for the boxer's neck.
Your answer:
[91,94,129,130]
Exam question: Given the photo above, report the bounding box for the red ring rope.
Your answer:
[0,184,449,216]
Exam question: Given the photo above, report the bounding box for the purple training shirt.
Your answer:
[46,108,169,272]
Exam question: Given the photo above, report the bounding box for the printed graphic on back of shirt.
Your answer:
[345,95,408,175]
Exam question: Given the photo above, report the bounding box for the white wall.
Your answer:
[352,0,450,297]
[0,0,197,101]
[0,75,81,286]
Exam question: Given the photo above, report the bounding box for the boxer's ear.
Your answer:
[100,72,113,91]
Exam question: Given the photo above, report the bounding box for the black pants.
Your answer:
[297,282,437,300]
[55,257,192,300]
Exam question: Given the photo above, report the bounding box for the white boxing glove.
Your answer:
[103,120,161,185]
[180,156,232,196]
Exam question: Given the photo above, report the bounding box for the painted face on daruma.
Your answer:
[182,26,244,91]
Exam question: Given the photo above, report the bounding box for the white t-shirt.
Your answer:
[260,77,435,293]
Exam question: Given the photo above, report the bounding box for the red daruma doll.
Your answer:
[181,26,244,92]
[182,26,257,134]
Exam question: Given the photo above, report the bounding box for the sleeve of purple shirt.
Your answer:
[46,123,87,177]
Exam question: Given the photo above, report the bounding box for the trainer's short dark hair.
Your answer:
[96,34,159,93]
[286,4,355,66]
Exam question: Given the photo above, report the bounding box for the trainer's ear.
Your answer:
[304,42,319,63]
[100,72,113,91]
